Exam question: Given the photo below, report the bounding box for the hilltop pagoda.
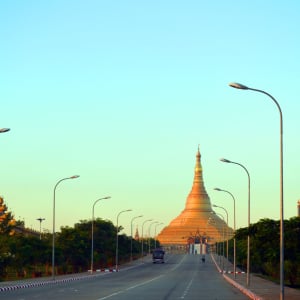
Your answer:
[157,147,233,247]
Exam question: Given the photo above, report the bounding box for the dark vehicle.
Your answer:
[152,248,165,263]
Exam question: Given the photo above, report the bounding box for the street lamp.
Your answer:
[148,221,158,253]
[130,215,143,261]
[213,204,229,273]
[90,196,111,274]
[205,217,214,252]
[229,82,284,300]
[208,218,220,262]
[212,211,225,270]
[205,217,212,237]
[0,128,10,133]
[115,209,132,271]
[141,219,152,259]
[52,175,79,280]
[220,158,251,286]
[36,217,45,240]
[214,188,236,278]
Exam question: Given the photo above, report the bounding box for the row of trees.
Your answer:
[0,218,157,280]
[216,217,300,287]
[0,196,158,280]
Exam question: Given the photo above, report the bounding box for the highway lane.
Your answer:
[1,254,249,300]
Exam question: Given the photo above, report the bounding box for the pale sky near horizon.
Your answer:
[0,1,299,237]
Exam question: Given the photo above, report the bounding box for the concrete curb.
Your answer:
[0,274,91,292]
[210,253,263,300]
[0,270,116,292]
[0,261,146,293]
[222,273,263,300]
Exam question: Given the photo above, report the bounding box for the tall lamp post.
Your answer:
[91,196,111,274]
[130,215,143,261]
[148,221,158,253]
[205,217,213,245]
[141,219,152,259]
[221,158,251,286]
[52,175,79,280]
[115,209,132,271]
[214,188,236,278]
[212,212,226,270]
[229,82,284,299]
[36,217,45,240]
[213,204,229,273]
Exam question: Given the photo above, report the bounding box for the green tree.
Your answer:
[0,197,17,279]
[8,235,50,276]
[56,218,118,272]
[250,219,279,274]
[284,217,300,286]
[0,235,13,279]
[234,217,300,286]
[0,196,16,235]
[92,218,116,268]
[56,225,89,273]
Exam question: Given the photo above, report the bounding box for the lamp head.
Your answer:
[220,158,232,163]
[0,128,10,133]
[212,204,219,208]
[103,196,111,199]
[70,175,80,179]
[214,188,222,191]
[229,82,249,90]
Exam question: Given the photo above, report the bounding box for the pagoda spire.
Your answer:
[134,226,140,240]
[185,146,212,212]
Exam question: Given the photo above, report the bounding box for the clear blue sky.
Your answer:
[1,1,299,236]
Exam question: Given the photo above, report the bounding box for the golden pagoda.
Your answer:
[157,147,233,247]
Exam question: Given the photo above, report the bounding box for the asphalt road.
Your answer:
[1,254,249,300]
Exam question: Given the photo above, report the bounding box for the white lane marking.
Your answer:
[126,275,163,290]
[170,254,187,272]
[97,275,163,300]
[180,278,194,299]
[97,291,124,300]
[98,255,187,300]
[180,262,199,300]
